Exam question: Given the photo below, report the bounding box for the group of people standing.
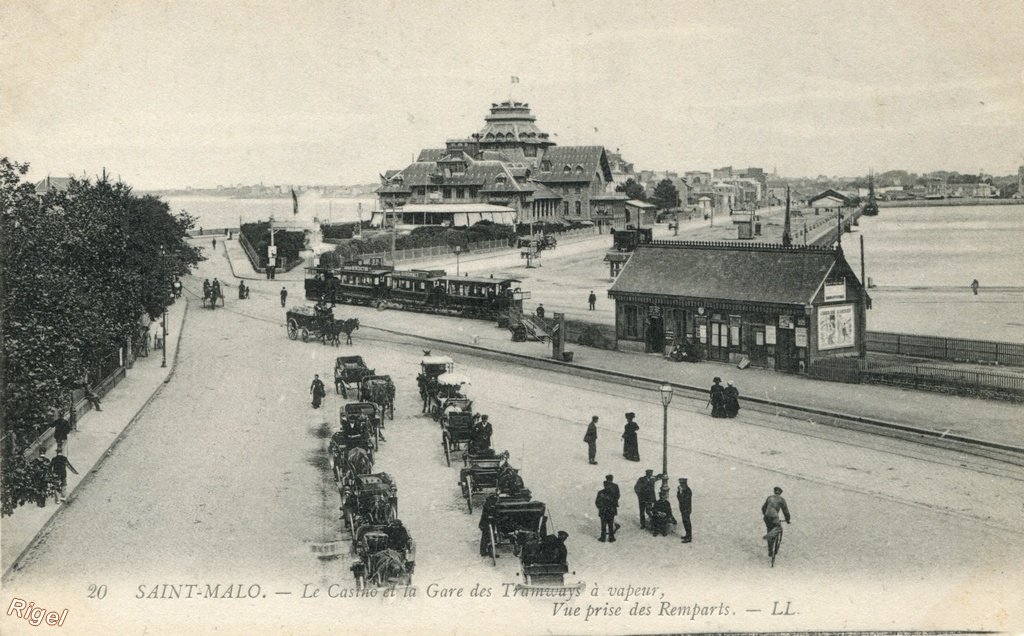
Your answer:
[709,377,740,419]
[593,472,693,543]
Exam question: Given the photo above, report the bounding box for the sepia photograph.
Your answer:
[2,1,1023,634]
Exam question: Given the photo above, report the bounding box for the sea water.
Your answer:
[163,194,377,231]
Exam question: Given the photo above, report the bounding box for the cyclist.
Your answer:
[761,486,791,557]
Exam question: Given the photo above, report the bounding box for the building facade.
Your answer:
[607,241,870,373]
[376,101,619,227]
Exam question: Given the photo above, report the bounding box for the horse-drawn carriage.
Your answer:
[286,306,359,346]
[350,519,415,589]
[459,451,528,513]
[480,497,549,566]
[341,472,398,537]
[329,420,375,484]
[441,411,475,466]
[335,355,374,398]
[203,286,224,309]
[344,402,384,447]
[359,375,395,420]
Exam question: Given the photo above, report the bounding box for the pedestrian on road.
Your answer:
[588,291,597,311]
[54,412,72,454]
[583,416,598,464]
[595,479,620,542]
[280,286,288,308]
[971,279,980,295]
[649,489,677,536]
[50,451,78,503]
[604,474,620,506]
[33,448,51,507]
[634,469,660,529]
[709,377,726,418]
[724,381,740,418]
[761,486,791,556]
[677,478,692,543]
[212,237,217,250]
[80,381,102,412]
[621,412,640,461]
[310,374,326,409]
[536,303,545,319]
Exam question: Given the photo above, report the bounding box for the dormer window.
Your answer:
[563,165,571,174]
[575,165,584,174]
[541,161,551,172]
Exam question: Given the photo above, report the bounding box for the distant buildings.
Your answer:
[34,176,73,195]
[375,101,632,230]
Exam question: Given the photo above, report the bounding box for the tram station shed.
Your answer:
[607,241,870,373]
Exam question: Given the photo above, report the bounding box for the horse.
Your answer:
[342,447,373,481]
[339,318,359,345]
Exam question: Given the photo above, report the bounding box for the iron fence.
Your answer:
[863,364,1024,401]
[867,331,1024,367]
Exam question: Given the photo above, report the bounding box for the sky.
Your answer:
[3,0,1023,189]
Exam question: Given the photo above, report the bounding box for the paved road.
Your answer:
[4,248,1022,635]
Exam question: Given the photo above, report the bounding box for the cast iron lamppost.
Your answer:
[454,244,462,277]
[659,383,674,490]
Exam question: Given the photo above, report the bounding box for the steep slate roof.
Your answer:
[608,242,849,306]
[417,149,446,162]
[529,181,561,199]
[808,188,854,205]
[34,176,73,194]
[535,146,612,183]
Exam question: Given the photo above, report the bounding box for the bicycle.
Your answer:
[766,524,784,567]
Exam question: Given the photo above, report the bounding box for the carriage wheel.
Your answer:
[387,403,394,421]
[301,328,310,342]
[465,474,474,513]
[345,510,355,537]
[287,319,299,340]
[442,435,451,467]
[488,525,497,567]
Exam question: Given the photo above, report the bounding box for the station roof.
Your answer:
[609,242,864,307]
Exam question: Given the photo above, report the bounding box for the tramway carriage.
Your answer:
[481,496,549,567]
[335,355,374,398]
[459,450,530,513]
[304,264,391,306]
[350,519,415,589]
[341,472,398,538]
[344,402,384,448]
[359,374,395,420]
[434,275,523,319]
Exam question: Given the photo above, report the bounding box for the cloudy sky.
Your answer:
[3,0,1023,189]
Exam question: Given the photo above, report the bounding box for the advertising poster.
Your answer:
[817,304,855,350]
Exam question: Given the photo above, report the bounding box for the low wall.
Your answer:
[878,198,1020,208]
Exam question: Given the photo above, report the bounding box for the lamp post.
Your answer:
[659,383,674,490]
[454,244,462,277]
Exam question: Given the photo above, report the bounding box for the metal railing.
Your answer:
[862,364,1024,401]
[866,331,1024,367]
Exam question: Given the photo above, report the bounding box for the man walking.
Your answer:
[54,412,72,454]
[583,416,598,464]
[595,479,619,542]
[677,478,692,543]
[280,286,288,308]
[50,451,79,504]
[33,448,51,507]
[588,291,597,310]
[634,469,660,529]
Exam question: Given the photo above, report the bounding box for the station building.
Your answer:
[607,241,870,373]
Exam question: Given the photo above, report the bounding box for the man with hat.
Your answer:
[677,478,693,543]
[633,469,660,529]
[583,416,599,465]
[649,488,677,536]
[761,486,791,556]
[595,478,620,542]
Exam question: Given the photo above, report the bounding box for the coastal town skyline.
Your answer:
[4,1,1023,189]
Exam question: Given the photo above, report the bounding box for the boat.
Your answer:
[862,172,879,216]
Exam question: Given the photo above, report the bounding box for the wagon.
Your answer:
[329,427,375,484]
[335,355,374,398]
[517,533,572,587]
[350,520,415,589]
[341,472,398,538]
[359,375,395,420]
[458,451,528,513]
[344,402,384,448]
[440,411,475,467]
[482,498,548,566]
[286,305,331,342]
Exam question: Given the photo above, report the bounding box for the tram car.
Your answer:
[304,264,526,320]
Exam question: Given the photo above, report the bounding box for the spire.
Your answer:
[782,187,792,247]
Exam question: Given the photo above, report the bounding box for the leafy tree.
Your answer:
[1,158,198,515]
[615,178,646,201]
[650,179,681,209]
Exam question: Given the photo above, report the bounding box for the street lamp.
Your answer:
[454,245,462,277]
[659,383,674,489]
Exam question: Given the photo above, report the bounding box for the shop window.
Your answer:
[563,201,570,216]
[575,201,582,215]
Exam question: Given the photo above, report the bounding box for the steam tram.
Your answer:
[304,264,526,320]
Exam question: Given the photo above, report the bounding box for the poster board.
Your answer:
[817,304,855,350]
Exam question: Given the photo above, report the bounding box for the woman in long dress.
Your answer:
[709,377,726,418]
[621,412,640,461]
[724,381,740,418]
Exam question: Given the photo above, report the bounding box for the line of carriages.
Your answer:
[327,354,413,590]
[417,353,580,590]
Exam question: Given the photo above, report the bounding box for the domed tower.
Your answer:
[472,101,555,163]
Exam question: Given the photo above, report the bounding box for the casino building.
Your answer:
[374,101,627,231]
[607,241,870,373]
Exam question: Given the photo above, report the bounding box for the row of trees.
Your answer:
[615,177,681,210]
[320,221,517,267]
[0,158,201,515]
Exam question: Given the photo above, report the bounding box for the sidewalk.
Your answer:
[1,298,189,579]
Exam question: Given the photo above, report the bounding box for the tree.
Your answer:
[650,179,681,210]
[615,178,645,201]
[1,158,199,515]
